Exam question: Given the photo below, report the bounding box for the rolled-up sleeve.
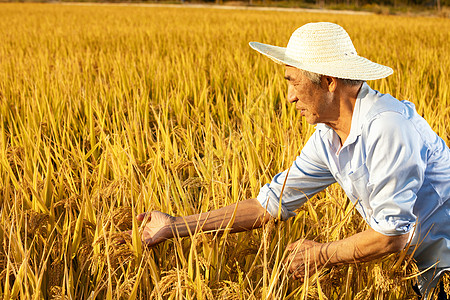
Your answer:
[365,112,426,236]
[257,131,336,220]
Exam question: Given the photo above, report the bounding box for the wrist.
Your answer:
[170,215,192,238]
[316,242,331,268]
[165,215,177,239]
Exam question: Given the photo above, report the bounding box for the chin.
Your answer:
[304,117,318,125]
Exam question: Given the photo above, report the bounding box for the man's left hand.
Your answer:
[284,239,325,281]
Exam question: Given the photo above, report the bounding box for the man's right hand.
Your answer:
[136,211,175,247]
[130,199,272,247]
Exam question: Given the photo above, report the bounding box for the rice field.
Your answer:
[0,3,449,299]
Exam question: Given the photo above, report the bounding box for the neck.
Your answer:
[325,83,363,145]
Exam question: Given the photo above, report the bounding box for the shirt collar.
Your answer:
[343,82,373,145]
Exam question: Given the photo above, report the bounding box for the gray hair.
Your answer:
[300,69,364,86]
[300,69,322,85]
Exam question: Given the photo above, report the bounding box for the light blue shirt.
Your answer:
[257,83,450,272]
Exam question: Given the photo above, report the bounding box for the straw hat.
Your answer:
[249,22,393,81]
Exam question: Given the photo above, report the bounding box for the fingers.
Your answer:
[284,253,297,273]
[286,243,296,251]
[284,252,295,268]
[291,264,309,282]
[136,212,150,221]
[284,250,309,282]
[292,269,305,281]
[288,260,306,281]
[296,271,304,282]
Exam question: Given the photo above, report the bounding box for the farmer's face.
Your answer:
[285,66,335,125]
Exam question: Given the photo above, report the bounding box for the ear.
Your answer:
[323,76,337,92]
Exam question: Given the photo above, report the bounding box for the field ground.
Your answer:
[0,3,449,299]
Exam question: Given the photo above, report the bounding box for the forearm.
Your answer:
[169,198,273,238]
[316,228,410,266]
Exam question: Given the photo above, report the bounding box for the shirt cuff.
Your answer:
[369,216,415,236]
[256,184,296,221]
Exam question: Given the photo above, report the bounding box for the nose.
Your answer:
[287,84,298,103]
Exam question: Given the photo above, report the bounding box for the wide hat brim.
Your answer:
[249,41,393,81]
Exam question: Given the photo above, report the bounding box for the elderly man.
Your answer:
[136,22,450,299]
